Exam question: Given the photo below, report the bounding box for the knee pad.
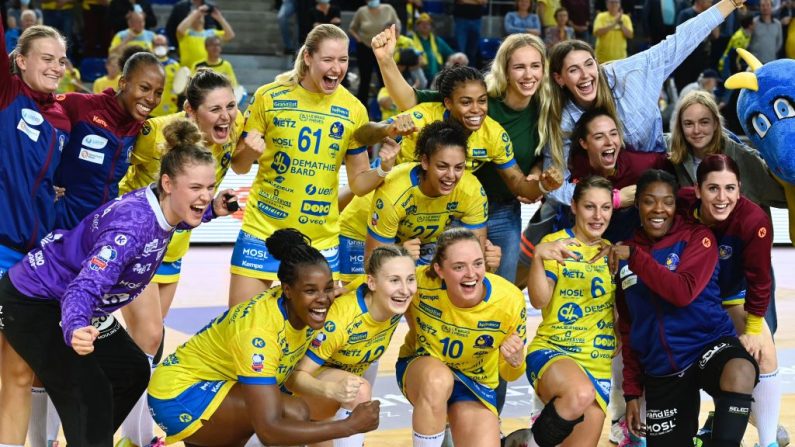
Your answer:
[530,397,584,447]
[711,391,753,447]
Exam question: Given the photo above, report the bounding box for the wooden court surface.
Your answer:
[31,246,795,446]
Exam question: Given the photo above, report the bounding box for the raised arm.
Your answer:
[210,7,236,42]
[176,7,204,38]
[371,25,418,111]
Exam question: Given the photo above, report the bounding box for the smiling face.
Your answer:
[16,37,67,93]
[580,114,622,175]
[186,86,237,145]
[284,264,334,330]
[118,63,165,121]
[680,102,718,154]
[507,45,544,99]
[420,145,467,196]
[444,80,488,131]
[302,38,349,94]
[695,170,740,224]
[571,187,612,242]
[434,240,486,306]
[553,49,599,107]
[638,181,676,240]
[161,161,216,227]
[368,256,417,317]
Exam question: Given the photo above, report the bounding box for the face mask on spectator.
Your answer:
[154,46,168,57]
[368,0,381,7]
[21,0,31,6]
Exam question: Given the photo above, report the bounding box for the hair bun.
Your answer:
[265,229,313,262]
[162,118,204,152]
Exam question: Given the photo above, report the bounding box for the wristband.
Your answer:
[745,313,763,335]
[376,165,390,178]
[613,188,621,209]
[538,180,549,194]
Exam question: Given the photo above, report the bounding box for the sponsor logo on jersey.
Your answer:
[274,175,286,183]
[298,215,309,224]
[329,143,340,156]
[251,353,265,372]
[413,111,423,119]
[271,151,291,174]
[252,337,266,348]
[90,246,117,271]
[27,251,46,268]
[272,117,297,128]
[349,332,368,343]
[273,100,298,109]
[702,237,712,248]
[329,121,344,139]
[82,134,108,149]
[665,253,680,271]
[446,201,459,211]
[501,132,509,143]
[142,122,152,135]
[758,227,767,238]
[270,89,290,99]
[256,202,288,219]
[471,148,487,157]
[59,134,66,152]
[271,137,292,146]
[596,319,614,330]
[593,334,616,350]
[301,200,331,216]
[557,302,583,324]
[562,268,585,279]
[324,321,336,332]
[79,149,105,164]
[418,302,442,318]
[477,320,501,330]
[91,115,109,129]
[473,334,494,348]
[40,233,63,246]
[375,198,384,209]
[21,108,44,126]
[132,263,151,274]
[17,118,40,142]
[312,332,327,347]
[330,105,349,118]
[719,244,733,260]
[113,234,128,247]
[699,342,730,368]
[118,280,142,290]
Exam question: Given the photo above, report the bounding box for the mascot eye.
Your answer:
[751,113,771,138]
[773,98,795,119]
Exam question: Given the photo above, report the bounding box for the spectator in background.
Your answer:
[193,35,238,87]
[151,33,182,116]
[504,0,541,35]
[748,0,783,62]
[6,0,43,26]
[643,0,685,45]
[92,53,121,93]
[593,0,633,62]
[537,0,560,29]
[4,8,37,57]
[672,0,718,90]
[82,0,111,57]
[669,68,722,130]
[779,0,795,56]
[312,0,341,27]
[109,0,156,34]
[384,0,408,35]
[562,0,591,39]
[109,11,155,55]
[453,0,486,66]
[58,58,90,93]
[406,0,422,30]
[410,13,453,81]
[544,7,574,47]
[277,0,297,54]
[719,12,753,76]
[176,3,235,70]
[41,0,75,44]
[349,0,399,103]
[166,0,218,47]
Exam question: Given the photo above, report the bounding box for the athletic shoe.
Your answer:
[617,424,646,447]
[610,417,626,444]
[47,442,60,447]
[779,425,791,447]
[502,428,532,447]
[695,411,715,446]
[146,437,165,447]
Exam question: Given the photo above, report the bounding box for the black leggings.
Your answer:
[355,43,383,106]
[0,276,150,447]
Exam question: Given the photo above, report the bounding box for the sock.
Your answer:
[362,360,379,387]
[412,430,445,447]
[530,397,584,447]
[28,387,48,447]
[752,370,781,447]
[243,435,264,447]
[333,408,365,447]
[121,354,156,446]
[711,391,753,447]
[608,353,626,422]
[45,396,60,442]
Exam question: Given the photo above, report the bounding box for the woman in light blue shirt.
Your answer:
[504,0,542,35]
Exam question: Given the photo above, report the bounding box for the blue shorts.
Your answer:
[148,380,235,444]
[339,235,365,282]
[0,245,24,280]
[152,259,183,284]
[395,356,497,414]
[526,346,611,411]
[230,230,340,281]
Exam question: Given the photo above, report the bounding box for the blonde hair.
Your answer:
[274,24,348,86]
[10,25,66,75]
[540,40,618,171]
[669,90,725,164]
[484,33,548,156]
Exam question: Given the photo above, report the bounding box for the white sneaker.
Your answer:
[609,417,626,444]
[779,424,791,447]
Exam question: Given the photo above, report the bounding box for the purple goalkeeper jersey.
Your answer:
[8,185,213,345]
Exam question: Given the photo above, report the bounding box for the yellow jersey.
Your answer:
[531,229,617,358]
[92,75,119,94]
[395,102,516,172]
[41,0,74,10]
[193,59,238,88]
[240,81,367,250]
[306,284,403,376]
[151,58,181,117]
[149,287,315,397]
[178,29,224,71]
[399,268,527,409]
[119,111,243,261]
